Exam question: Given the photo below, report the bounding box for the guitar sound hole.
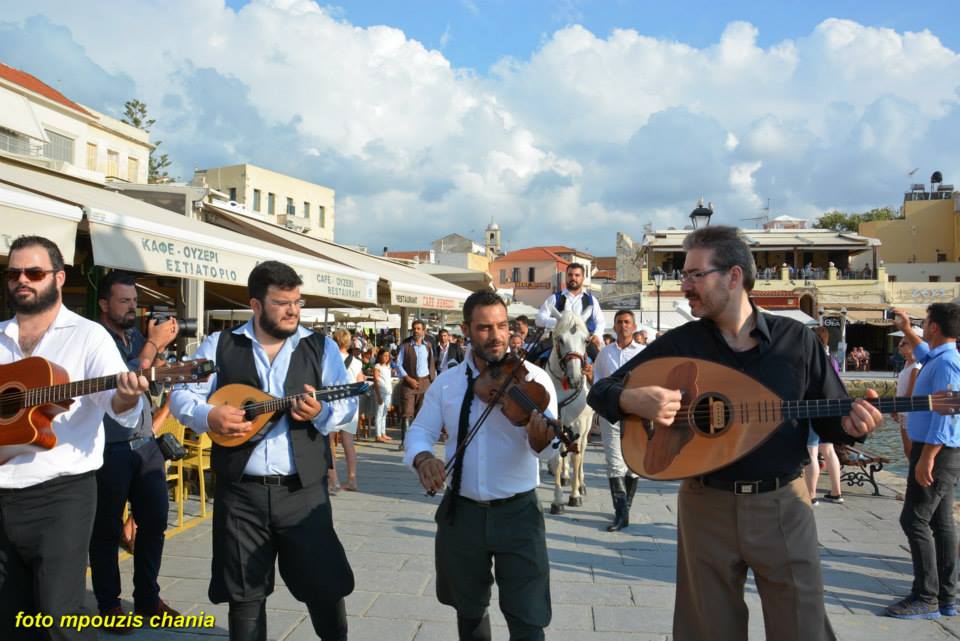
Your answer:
[0,387,23,420]
[689,394,732,438]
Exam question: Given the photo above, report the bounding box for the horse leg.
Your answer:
[550,451,565,514]
[567,448,583,507]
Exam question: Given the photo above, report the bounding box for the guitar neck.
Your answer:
[27,367,158,406]
[782,395,931,420]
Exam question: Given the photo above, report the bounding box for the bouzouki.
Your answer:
[0,357,216,464]
[621,357,960,480]
[207,382,370,447]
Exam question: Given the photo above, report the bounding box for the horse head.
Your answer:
[548,302,592,390]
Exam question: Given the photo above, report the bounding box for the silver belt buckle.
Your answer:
[734,480,758,495]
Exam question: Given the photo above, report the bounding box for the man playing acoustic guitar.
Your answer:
[588,226,883,641]
[170,261,356,641]
[0,236,150,641]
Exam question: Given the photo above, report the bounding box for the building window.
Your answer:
[106,150,119,177]
[937,252,947,263]
[43,129,74,164]
[267,192,275,215]
[286,197,295,216]
[511,267,520,283]
[229,187,237,202]
[253,189,261,211]
[318,205,326,227]
[528,267,536,282]
[499,269,506,284]
[303,202,310,218]
[86,143,97,171]
[929,275,941,283]
[127,157,139,182]
[888,275,897,282]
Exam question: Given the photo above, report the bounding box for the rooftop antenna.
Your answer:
[740,197,770,226]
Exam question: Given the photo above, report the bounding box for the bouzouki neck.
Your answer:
[242,383,369,419]
[781,395,946,421]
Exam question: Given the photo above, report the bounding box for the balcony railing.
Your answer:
[0,130,40,157]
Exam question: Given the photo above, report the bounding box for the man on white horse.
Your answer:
[536,263,604,362]
[594,310,645,531]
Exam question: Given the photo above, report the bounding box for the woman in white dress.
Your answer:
[372,349,394,443]
[332,328,363,491]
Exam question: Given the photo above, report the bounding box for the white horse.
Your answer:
[544,303,594,515]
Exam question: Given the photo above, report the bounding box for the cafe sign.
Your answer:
[390,285,465,310]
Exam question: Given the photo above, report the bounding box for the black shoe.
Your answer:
[607,477,628,532]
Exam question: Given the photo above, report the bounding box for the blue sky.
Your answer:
[2,1,958,254]
[228,0,960,72]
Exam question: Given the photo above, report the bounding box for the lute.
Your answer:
[621,357,960,480]
[0,357,216,464]
[207,382,370,447]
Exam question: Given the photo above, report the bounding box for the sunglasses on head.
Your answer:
[5,268,56,282]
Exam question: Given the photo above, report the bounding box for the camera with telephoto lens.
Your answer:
[148,306,199,337]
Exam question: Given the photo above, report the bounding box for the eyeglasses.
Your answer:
[679,267,727,284]
[5,268,56,283]
[268,299,305,310]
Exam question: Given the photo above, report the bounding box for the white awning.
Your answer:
[0,91,47,142]
[761,308,818,326]
[0,183,83,263]
[204,203,471,310]
[0,160,379,305]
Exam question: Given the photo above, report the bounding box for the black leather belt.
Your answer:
[240,474,302,487]
[452,488,535,508]
[699,471,801,495]
[107,436,154,451]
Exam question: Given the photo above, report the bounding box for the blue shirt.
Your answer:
[101,323,153,442]
[908,341,960,446]
[169,321,356,475]
[395,341,430,378]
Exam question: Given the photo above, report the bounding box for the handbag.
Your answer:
[156,432,186,461]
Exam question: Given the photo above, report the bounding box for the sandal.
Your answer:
[344,478,359,492]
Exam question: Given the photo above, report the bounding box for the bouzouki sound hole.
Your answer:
[689,393,732,438]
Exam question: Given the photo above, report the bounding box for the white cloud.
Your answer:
[0,3,958,253]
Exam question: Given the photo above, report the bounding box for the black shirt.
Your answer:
[587,306,858,481]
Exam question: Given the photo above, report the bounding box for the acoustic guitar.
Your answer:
[207,382,370,447]
[0,357,216,464]
[621,357,960,480]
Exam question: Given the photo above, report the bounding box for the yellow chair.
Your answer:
[155,417,186,528]
[182,431,212,517]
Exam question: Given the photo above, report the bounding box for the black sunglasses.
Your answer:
[5,268,57,283]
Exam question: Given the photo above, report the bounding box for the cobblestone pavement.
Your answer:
[88,441,960,640]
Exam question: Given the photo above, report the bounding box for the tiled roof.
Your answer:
[0,62,92,117]
[493,247,569,265]
[385,250,431,261]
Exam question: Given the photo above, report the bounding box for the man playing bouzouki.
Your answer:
[0,236,150,641]
[170,261,356,641]
[588,226,883,641]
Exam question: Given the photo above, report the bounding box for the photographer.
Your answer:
[89,271,180,631]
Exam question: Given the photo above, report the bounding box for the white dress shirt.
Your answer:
[403,351,559,501]
[536,289,605,339]
[595,339,646,382]
[0,305,143,488]
[169,322,356,476]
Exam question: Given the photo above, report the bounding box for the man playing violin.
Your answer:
[0,236,150,641]
[405,290,559,641]
[588,226,883,641]
[169,261,356,641]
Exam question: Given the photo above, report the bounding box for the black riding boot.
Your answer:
[228,600,266,641]
[624,474,638,514]
[457,612,492,641]
[607,477,628,532]
[307,598,348,641]
[398,418,409,451]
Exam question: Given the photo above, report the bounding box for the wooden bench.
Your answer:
[835,444,890,496]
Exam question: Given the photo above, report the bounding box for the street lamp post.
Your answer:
[653,268,665,332]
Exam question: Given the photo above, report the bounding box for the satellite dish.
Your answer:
[932,170,943,184]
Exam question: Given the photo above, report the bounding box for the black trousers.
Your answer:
[0,472,98,641]
[435,490,551,641]
[210,476,354,633]
[900,442,960,604]
[89,439,169,612]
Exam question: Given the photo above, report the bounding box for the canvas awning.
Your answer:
[203,202,470,310]
[0,160,379,306]
[0,92,47,142]
[0,182,83,263]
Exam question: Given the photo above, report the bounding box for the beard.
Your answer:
[686,287,729,319]
[111,311,137,330]
[8,279,59,315]
[470,334,507,364]
[566,279,581,292]
[259,311,298,340]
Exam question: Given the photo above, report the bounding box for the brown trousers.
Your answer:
[398,376,431,418]
[674,477,835,641]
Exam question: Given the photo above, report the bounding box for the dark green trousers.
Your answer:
[435,490,551,640]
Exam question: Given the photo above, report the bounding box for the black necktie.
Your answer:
[448,367,475,522]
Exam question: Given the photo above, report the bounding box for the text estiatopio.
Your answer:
[15,611,216,631]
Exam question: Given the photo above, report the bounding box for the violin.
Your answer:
[473,352,581,454]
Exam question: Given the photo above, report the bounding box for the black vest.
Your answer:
[213,329,330,487]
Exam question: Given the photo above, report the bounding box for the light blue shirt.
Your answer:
[169,321,356,475]
[909,341,960,447]
[395,341,430,378]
